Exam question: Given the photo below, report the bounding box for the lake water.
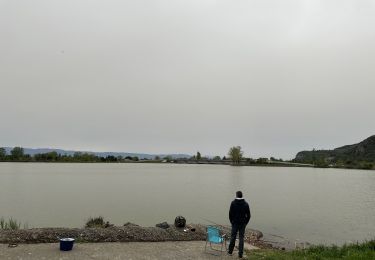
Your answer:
[0,163,374,245]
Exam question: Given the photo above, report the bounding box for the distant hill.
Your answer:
[3,147,190,160]
[294,135,375,168]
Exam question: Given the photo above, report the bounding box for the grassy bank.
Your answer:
[0,217,22,230]
[249,240,375,259]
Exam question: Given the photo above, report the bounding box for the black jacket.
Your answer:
[229,199,251,225]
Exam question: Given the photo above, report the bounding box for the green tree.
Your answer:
[0,147,6,160]
[228,146,243,165]
[256,157,268,164]
[362,163,373,170]
[163,156,172,162]
[246,158,256,164]
[47,151,58,161]
[213,156,221,161]
[11,147,24,160]
[196,151,201,161]
[34,151,58,161]
[106,155,118,162]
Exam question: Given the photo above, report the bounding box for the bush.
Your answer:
[85,216,113,228]
[0,217,21,230]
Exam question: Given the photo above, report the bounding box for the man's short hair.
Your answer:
[236,191,243,198]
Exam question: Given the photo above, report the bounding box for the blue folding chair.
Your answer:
[204,226,227,255]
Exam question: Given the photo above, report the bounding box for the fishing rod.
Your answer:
[200,218,230,229]
[266,233,287,239]
[201,217,260,242]
[201,217,290,244]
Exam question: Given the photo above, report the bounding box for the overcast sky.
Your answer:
[1,0,374,159]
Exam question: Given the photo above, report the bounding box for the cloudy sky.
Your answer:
[1,0,374,159]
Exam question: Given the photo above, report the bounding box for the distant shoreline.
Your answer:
[0,160,312,167]
[2,160,374,170]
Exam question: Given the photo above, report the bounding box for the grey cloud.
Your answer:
[1,0,374,159]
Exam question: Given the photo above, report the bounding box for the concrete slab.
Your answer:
[0,241,258,260]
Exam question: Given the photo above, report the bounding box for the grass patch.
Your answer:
[0,217,21,230]
[85,216,113,228]
[249,240,375,260]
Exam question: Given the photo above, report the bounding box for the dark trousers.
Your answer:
[228,223,246,257]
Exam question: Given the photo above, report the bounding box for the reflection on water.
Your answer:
[0,163,374,245]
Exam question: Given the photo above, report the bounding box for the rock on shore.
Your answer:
[0,224,263,244]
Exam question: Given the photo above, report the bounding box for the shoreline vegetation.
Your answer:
[1,146,373,170]
[1,217,373,259]
[250,240,375,260]
[0,217,264,247]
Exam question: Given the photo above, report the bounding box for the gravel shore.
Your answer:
[0,224,264,246]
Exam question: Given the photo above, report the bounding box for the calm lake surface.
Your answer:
[0,163,374,245]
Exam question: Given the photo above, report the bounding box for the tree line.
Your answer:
[0,146,285,165]
[192,146,284,166]
[0,147,142,162]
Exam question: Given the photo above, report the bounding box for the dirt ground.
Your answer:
[0,241,259,260]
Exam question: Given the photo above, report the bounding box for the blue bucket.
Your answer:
[59,238,75,251]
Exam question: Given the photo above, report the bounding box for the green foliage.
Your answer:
[213,156,221,161]
[256,157,269,164]
[163,156,172,162]
[246,158,256,164]
[34,151,59,161]
[85,216,105,228]
[0,147,6,159]
[314,158,329,168]
[73,152,100,162]
[0,217,21,230]
[0,147,177,163]
[122,156,138,162]
[228,146,243,165]
[11,147,24,160]
[0,217,4,229]
[250,240,375,260]
[196,151,201,160]
[294,135,375,169]
[85,216,113,228]
[105,155,118,162]
[361,163,374,170]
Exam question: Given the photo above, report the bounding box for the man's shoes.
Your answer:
[227,251,233,256]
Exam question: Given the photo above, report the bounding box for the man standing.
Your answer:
[228,191,251,258]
